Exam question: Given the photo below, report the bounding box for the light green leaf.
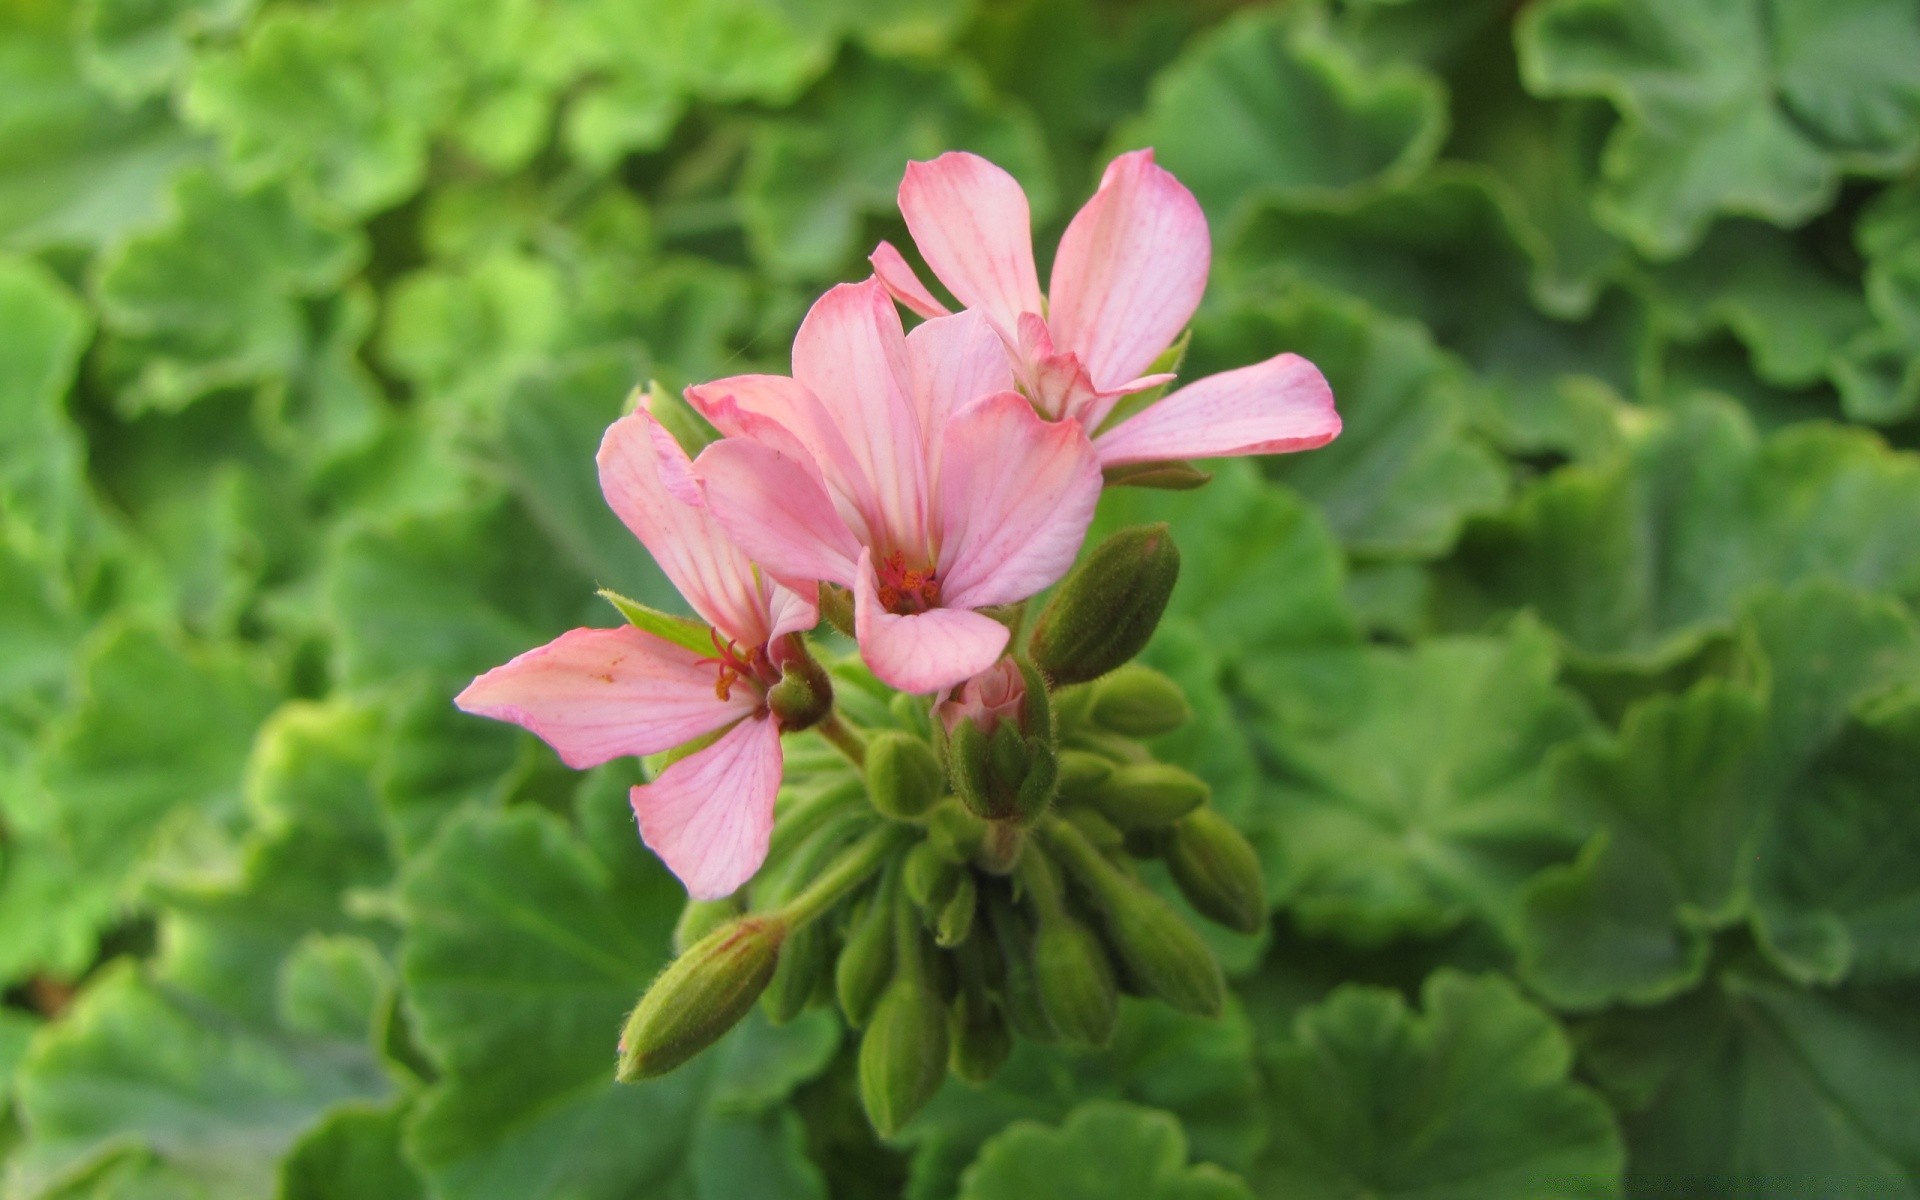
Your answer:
[0,257,94,564]
[1253,971,1624,1199]
[1518,0,1920,257]
[78,0,254,102]
[1117,6,1445,222]
[1256,620,1598,944]
[276,1102,426,1200]
[960,1102,1254,1200]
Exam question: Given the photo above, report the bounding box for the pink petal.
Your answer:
[854,551,1012,694]
[870,240,951,319]
[630,714,782,899]
[898,152,1043,341]
[455,627,752,769]
[597,411,770,646]
[906,309,1014,446]
[765,583,820,641]
[1047,149,1210,393]
[1093,354,1341,467]
[696,436,864,591]
[1016,313,1101,423]
[934,392,1102,609]
[792,280,928,553]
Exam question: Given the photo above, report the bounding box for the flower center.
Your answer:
[875,550,941,616]
[706,631,772,703]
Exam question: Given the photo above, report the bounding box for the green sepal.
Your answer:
[1029,525,1181,686]
[617,915,787,1081]
[599,588,714,655]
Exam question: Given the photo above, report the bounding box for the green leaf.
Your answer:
[0,257,93,565]
[78,0,254,102]
[276,1102,426,1200]
[375,251,570,408]
[1517,0,1920,257]
[900,1001,1263,1200]
[94,169,363,414]
[1255,620,1598,945]
[1191,288,1509,559]
[959,1102,1254,1200]
[9,963,390,1197]
[399,806,837,1200]
[1253,971,1625,1199]
[1116,6,1445,223]
[1446,397,1920,669]
[739,53,1052,281]
[0,27,209,252]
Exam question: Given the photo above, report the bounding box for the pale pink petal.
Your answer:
[870,240,951,319]
[1093,354,1341,467]
[597,411,770,646]
[906,309,1013,444]
[630,714,782,899]
[455,627,753,769]
[696,436,863,590]
[1048,149,1210,392]
[854,550,1012,694]
[1074,371,1177,435]
[765,582,820,641]
[792,280,927,553]
[934,392,1102,609]
[899,152,1043,340]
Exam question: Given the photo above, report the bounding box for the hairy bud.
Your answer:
[1031,915,1119,1046]
[835,888,895,1029]
[1086,762,1209,829]
[673,896,742,955]
[618,915,787,1081]
[766,651,833,733]
[1029,525,1179,686]
[866,731,944,819]
[1166,809,1267,934]
[1089,665,1192,737]
[949,988,1013,1085]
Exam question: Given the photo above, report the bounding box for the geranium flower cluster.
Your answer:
[456,151,1339,1128]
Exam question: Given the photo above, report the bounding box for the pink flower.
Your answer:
[455,410,818,899]
[870,148,1341,468]
[686,279,1102,696]
[934,657,1027,737]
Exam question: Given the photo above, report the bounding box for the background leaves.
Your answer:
[3,0,1920,1196]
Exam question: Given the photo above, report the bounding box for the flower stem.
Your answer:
[817,713,868,768]
[777,822,909,928]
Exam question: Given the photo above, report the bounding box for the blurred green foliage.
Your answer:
[3,0,1919,1196]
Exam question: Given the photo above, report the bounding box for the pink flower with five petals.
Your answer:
[455,409,818,899]
[686,278,1102,696]
[870,148,1341,468]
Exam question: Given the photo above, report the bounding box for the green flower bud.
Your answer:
[1062,805,1128,853]
[1087,762,1209,829]
[903,840,959,910]
[948,989,1012,1085]
[762,920,830,1024]
[865,731,944,819]
[859,921,949,1137]
[819,583,855,637]
[835,883,896,1029]
[1029,524,1179,686]
[1045,821,1225,1018]
[618,915,787,1081]
[924,800,989,862]
[983,888,1056,1042]
[1166,809,1267,934]
[889,692,934,738]
[1031,915,1119,1047]
[1056,749,1113,800]
[673,896,743,955]
[933,871,977,948]
[766,650,833,733]
[1101,460,1214,491]
[951,719,1059,824]
[1089,665,1192,737]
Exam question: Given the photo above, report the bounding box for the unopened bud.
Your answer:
[984,890,1056,1042]
[761,920,829,1024]
[859,974,949,1136]
[766,652,833,733]
[951,719,1059,824]
[1101,460,1214,491]
[924,801,989,862]
[1089,665,1192,737]
[1088,762,1208,829]
[866,731,944,819]
[835,890,895,1028]
[819,584,855,637]
[618,915,787,1081]
[673,896,742,955]
[1032,915,1119,1046]
[1056,749,1113,799]
[933,872,977,947]
[904,840,959,910]
[1029,524,1179,686]
[949,989,1012,1084]
[1166,809,1266,934]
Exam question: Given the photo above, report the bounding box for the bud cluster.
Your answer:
[616,526,1268,1135]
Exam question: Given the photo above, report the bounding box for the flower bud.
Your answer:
[948,989,1012,1085]
[835,889,895,1028]
[933,872,977,948]
[1166,809,1267,934]
[1045,822,1224,1018]
[859,973,949,1136]
[1089,665,1192,737]
[819,583,855,637]
[1087,762,1209,829]
[618,915,787,1081]
[766,651,833,733]
[903,840,959,911]
[761,920,829,1024]
[865,731,944,819]
[1101,460,1214,491]
[1029,524,1179,686]
[983,889,1055,1041]
[1031,915,1119,1046]
[673,896,742,955]
[934,657,1028,737]
[951,719,1059,824]
[924,800,989,863]
[1056,749,1113,800]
